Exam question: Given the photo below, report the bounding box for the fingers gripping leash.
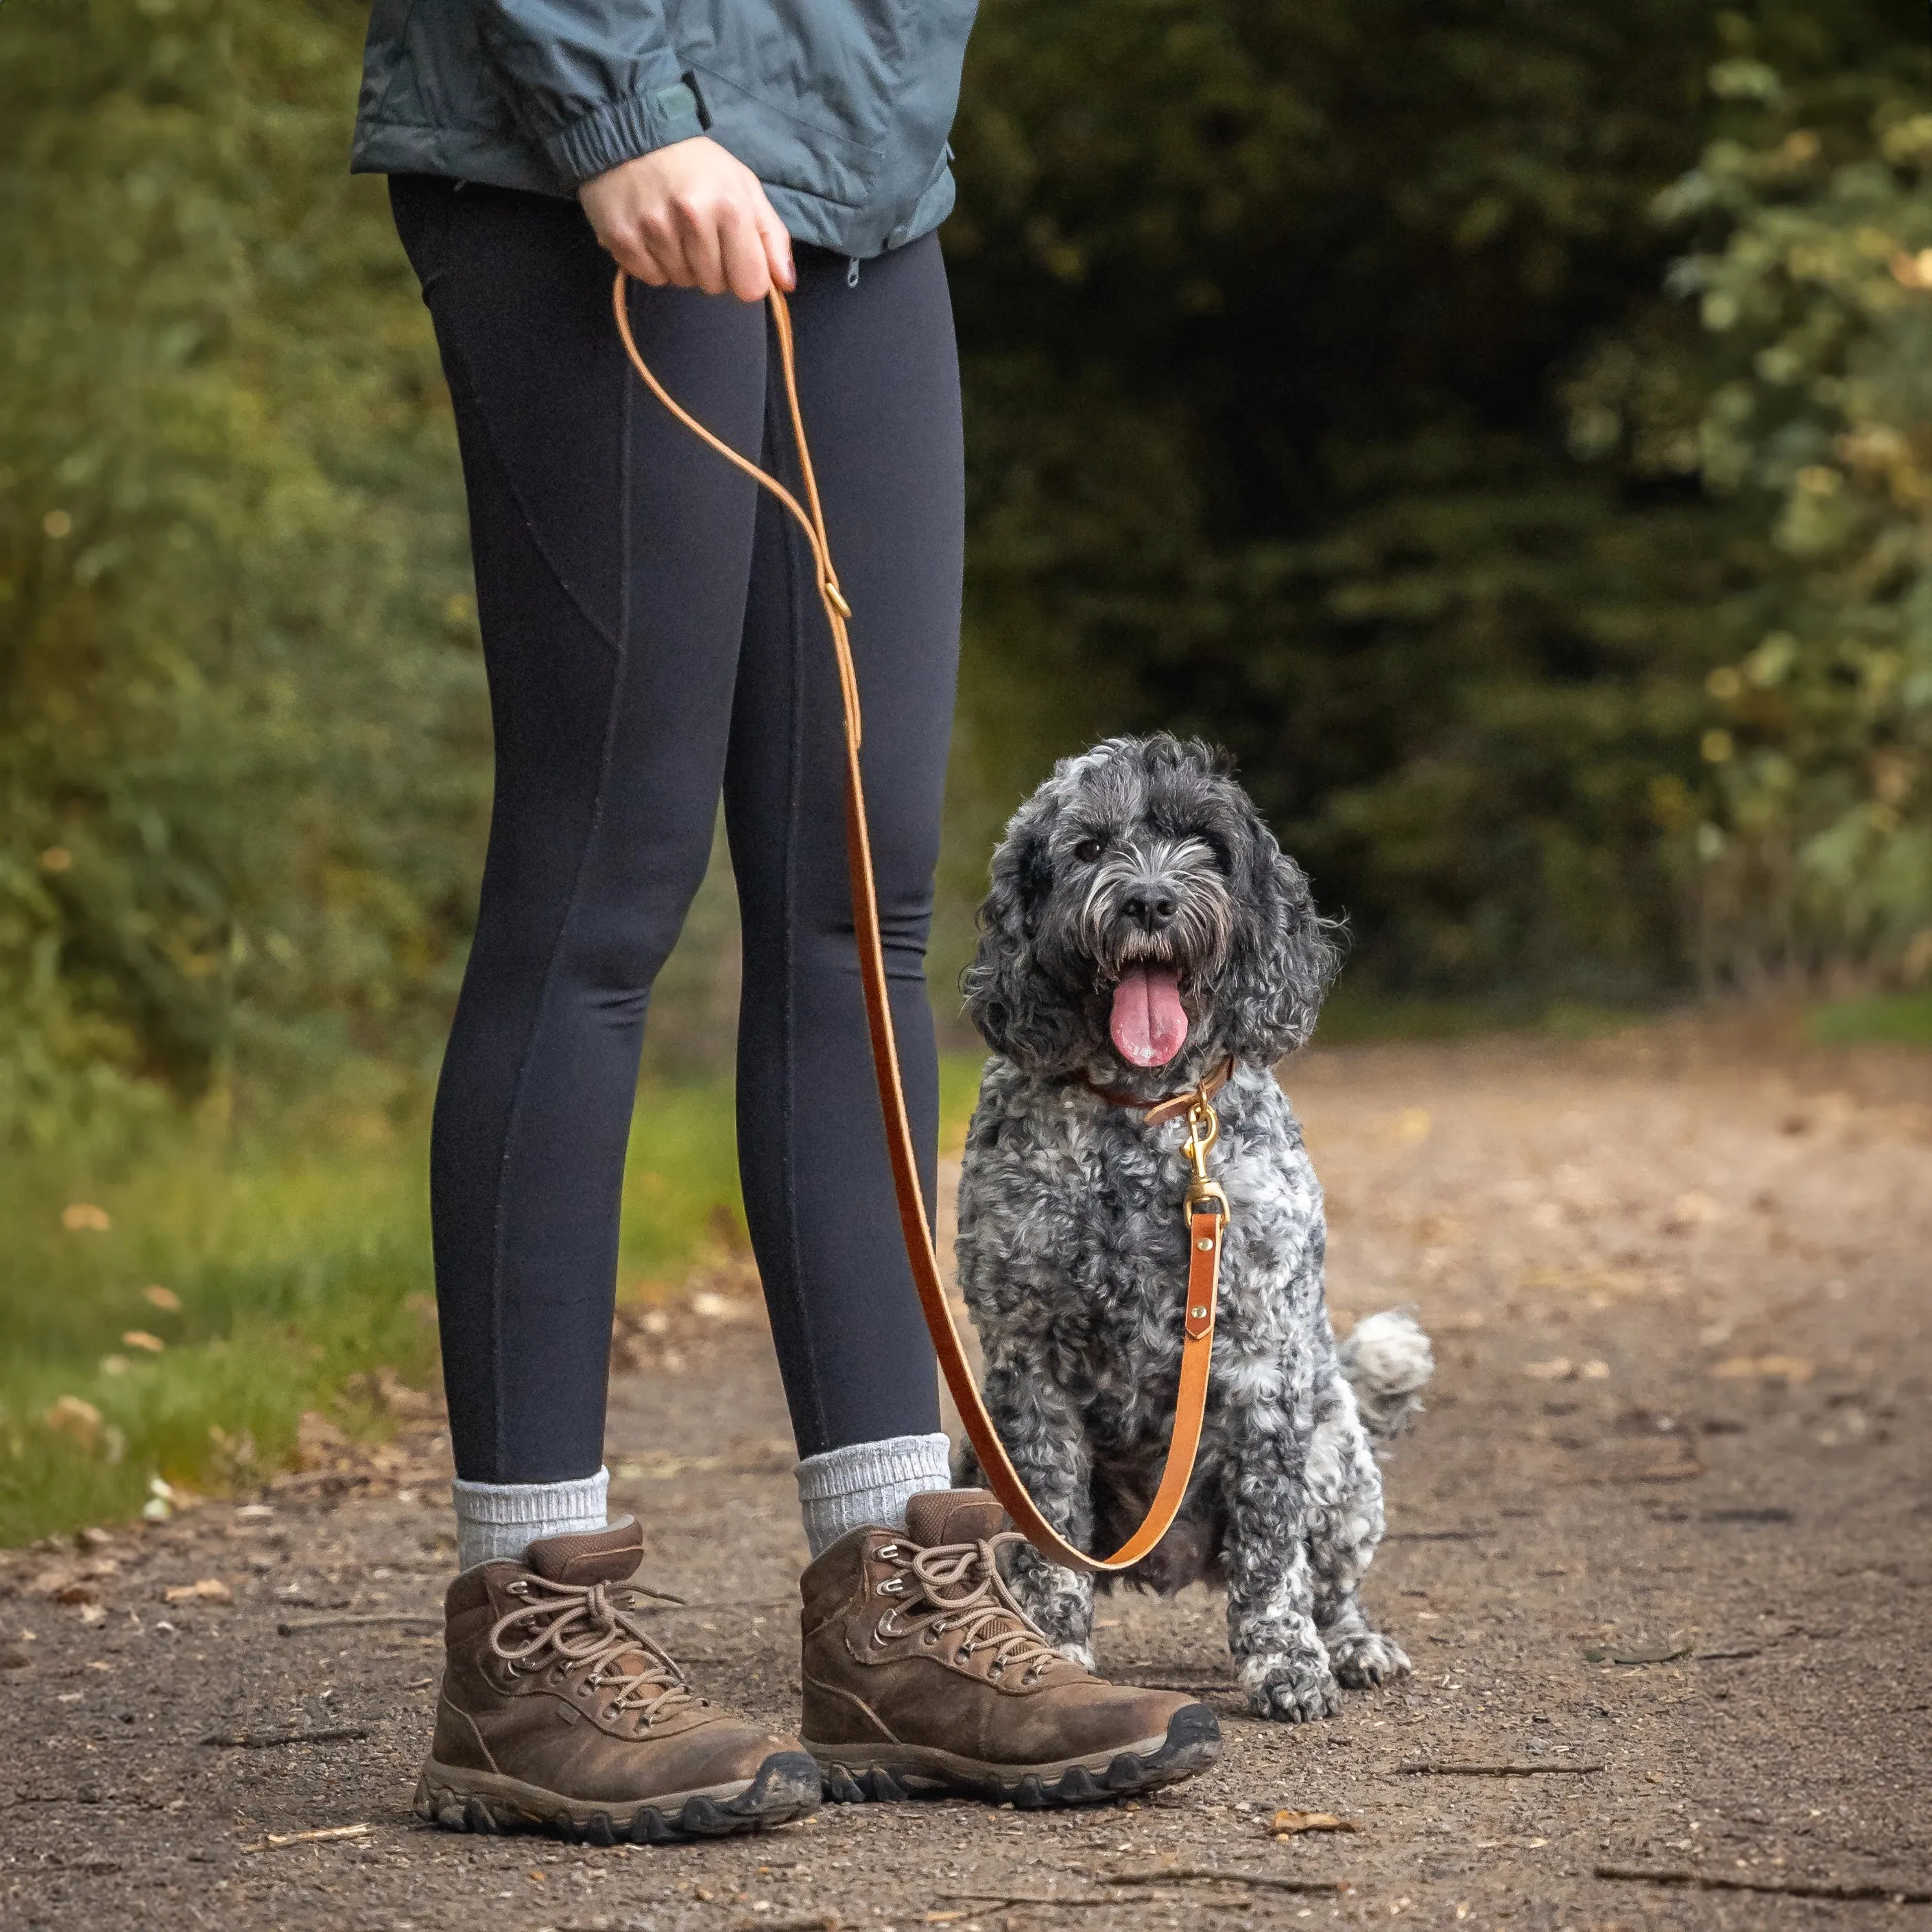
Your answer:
[610,273,1224,1574]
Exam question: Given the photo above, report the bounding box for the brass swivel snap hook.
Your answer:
[1180,1088,1228,1221]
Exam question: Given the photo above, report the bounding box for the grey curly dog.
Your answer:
[954,735,1433,1722]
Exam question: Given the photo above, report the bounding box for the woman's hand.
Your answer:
[580,136,795,302]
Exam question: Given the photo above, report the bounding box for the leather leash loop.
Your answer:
[612,274,1222,1575]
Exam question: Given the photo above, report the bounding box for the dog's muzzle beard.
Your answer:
[1076,846,1234,1071]
[1082,850,1228,981]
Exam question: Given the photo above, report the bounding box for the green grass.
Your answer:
[1804,989,1932,1049]
[1,1058,991,1547]
[0,1131,442,1546]
[939,1052,989,1153]
[1312,984,1648,1045]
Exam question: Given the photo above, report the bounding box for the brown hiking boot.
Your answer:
[415,1519,818,1842]
[800,1490,1221,1806]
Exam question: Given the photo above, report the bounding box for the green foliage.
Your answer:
[946,0,1927,1000]
[1579,57,1932,985]
[0,0,486,1145]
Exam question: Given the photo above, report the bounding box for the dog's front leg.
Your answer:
[1221,1415,1340,1723]
[979,1354,1098,1669]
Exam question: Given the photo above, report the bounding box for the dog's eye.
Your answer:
[1073,837,1104,863]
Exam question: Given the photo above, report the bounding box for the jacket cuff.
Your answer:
[545,80,704,184]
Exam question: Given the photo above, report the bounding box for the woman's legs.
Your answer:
[394,185,1224,1821]
[394,178,955,1561]
[398,175,765,1510]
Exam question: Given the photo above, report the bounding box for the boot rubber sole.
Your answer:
[413,1748,820,1844]
[807,1702,1221,1809]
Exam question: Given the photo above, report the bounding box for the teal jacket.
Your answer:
[352,0,979,259]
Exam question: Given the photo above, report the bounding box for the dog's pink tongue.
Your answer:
[1110,966,1189,1069]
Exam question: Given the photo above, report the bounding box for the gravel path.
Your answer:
[5,1027,1929,1930]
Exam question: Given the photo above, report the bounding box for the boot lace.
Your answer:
[876,1531,1071,1685]
[488,1577,700,1727]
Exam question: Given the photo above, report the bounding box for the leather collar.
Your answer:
[1080,1055,1237,1126]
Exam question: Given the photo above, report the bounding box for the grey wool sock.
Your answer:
[451,1466,610,1574]
[794,1432,954,1558]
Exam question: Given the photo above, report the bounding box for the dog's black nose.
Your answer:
[1123,887,1178,931]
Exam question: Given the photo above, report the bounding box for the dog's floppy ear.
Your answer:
[1220,813,1342,1063]
[962,809,1082,1069]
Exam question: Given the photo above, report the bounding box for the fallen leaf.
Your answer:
[61,1202,111,1232]
[295,1409,350,1470]
[44,1395,103,1449]
[1665,1190,1723,1230]
[1583,1643,1692,1665]
[164,1578,232,1605]
[689,1289,759,1323]
[1272,1809,1361,1835]
[121,1330,165,1354]
[143,1285,182,1312]
[53,1582,102,1608]
[1712,1355,1813,1384]
[1523,1358,1574,1381]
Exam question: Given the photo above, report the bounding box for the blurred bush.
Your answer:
[944,0,1929,1005]
[1,0,486,1147]
[1576,72,1932,988]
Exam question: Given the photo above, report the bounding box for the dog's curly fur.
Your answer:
[954,735,1433,1721]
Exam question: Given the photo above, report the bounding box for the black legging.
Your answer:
[390,178,958,1483]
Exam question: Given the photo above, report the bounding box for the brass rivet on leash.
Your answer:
[610,272,1225,1576]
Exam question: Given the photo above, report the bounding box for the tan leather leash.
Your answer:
[611,274,1226,1575]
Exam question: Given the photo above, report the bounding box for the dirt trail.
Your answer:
[5,1027,1929,1931]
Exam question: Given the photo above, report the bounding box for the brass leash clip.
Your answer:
[1180,1088,1229,1221]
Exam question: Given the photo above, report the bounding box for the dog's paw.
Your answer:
[1240,1649,1340,1724]
[1326,1629,1410,1689]
[1054,1640,1097,1673]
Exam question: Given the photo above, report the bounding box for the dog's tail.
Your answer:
[1338,1309,1433,1445]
